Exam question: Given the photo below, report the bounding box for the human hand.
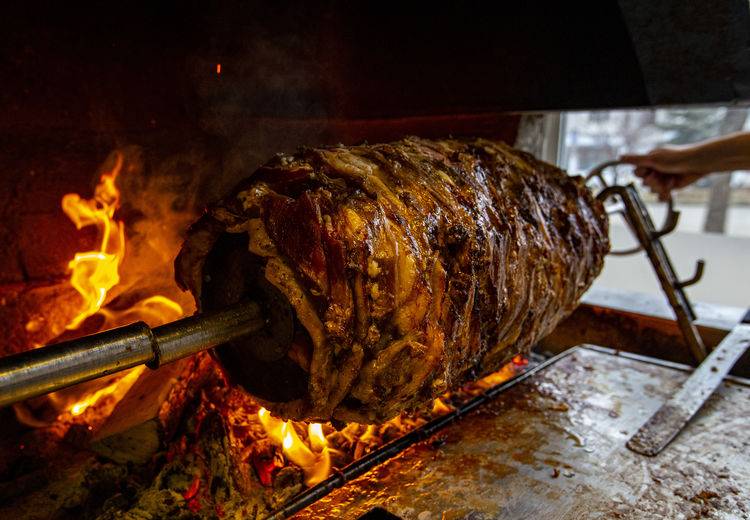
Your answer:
[619,147,707,201]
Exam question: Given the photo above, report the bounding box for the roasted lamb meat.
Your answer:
[176,137,609,423]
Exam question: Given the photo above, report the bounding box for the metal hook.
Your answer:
[652,196,680,239]
[610,245,645,256]
[586,159,625,185]
[595,184,644,255]
[589,161,681,252]
[677,259,706,289]
[606,207,644,255]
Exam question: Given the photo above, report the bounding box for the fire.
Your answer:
[258,408,331,486]
[473,363,517,389]
[256,357,529,488]
[98,295,184,328]
[51,152,185,419]
[308,423,326,452]
[69,366,145,416]
[61,153,125,330]
[281,422,316,467]
[431,397,453,415]
[257,406,285,444]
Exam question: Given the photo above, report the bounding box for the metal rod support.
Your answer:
[0,302,263,408]
[597,184,707,362]
[587,160,707,362]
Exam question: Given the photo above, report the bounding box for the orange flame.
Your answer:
[473,362,518,389]
[258,408,331,486]
[254,356,528,488]
[57,153,184,418]
[281,422,316,468]
[308,423,326,452]
[61,154,125,329]
[258,406,285,445]
[431,397,453,415]
[69,366,145,416]
[98,295,184,328]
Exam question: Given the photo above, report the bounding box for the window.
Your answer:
[557,107,750,308]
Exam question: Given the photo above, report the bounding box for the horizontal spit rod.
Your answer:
[0,302,263,408]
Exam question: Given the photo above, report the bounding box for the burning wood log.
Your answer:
[176,137,609,423]
[91,353,214,464]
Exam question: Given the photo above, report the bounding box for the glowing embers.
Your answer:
[254,356,528,489]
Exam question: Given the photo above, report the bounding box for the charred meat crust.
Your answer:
[175,137,609,423]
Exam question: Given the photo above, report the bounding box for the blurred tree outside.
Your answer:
[704,109,747,233]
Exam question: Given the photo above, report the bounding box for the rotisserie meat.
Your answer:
[175,137,609,423]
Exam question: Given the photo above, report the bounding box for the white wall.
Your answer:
[594,224,750,308]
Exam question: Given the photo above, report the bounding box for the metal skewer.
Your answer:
[0,301,263,408]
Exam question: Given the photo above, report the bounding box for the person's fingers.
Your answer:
[642,172,662,192]
[661,176,676,200]
[644,173,670,202]
[639,170,707,201]
[623,147,701,174]
[630,152,707,196]
[619,153,654,167]
[640,171,673,201]
[675,172,705,188]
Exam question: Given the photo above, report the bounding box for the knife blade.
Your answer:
[627,323,750,456]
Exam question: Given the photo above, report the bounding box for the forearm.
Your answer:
[684,132,750,173]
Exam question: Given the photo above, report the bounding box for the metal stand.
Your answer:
[588,161,707,362]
